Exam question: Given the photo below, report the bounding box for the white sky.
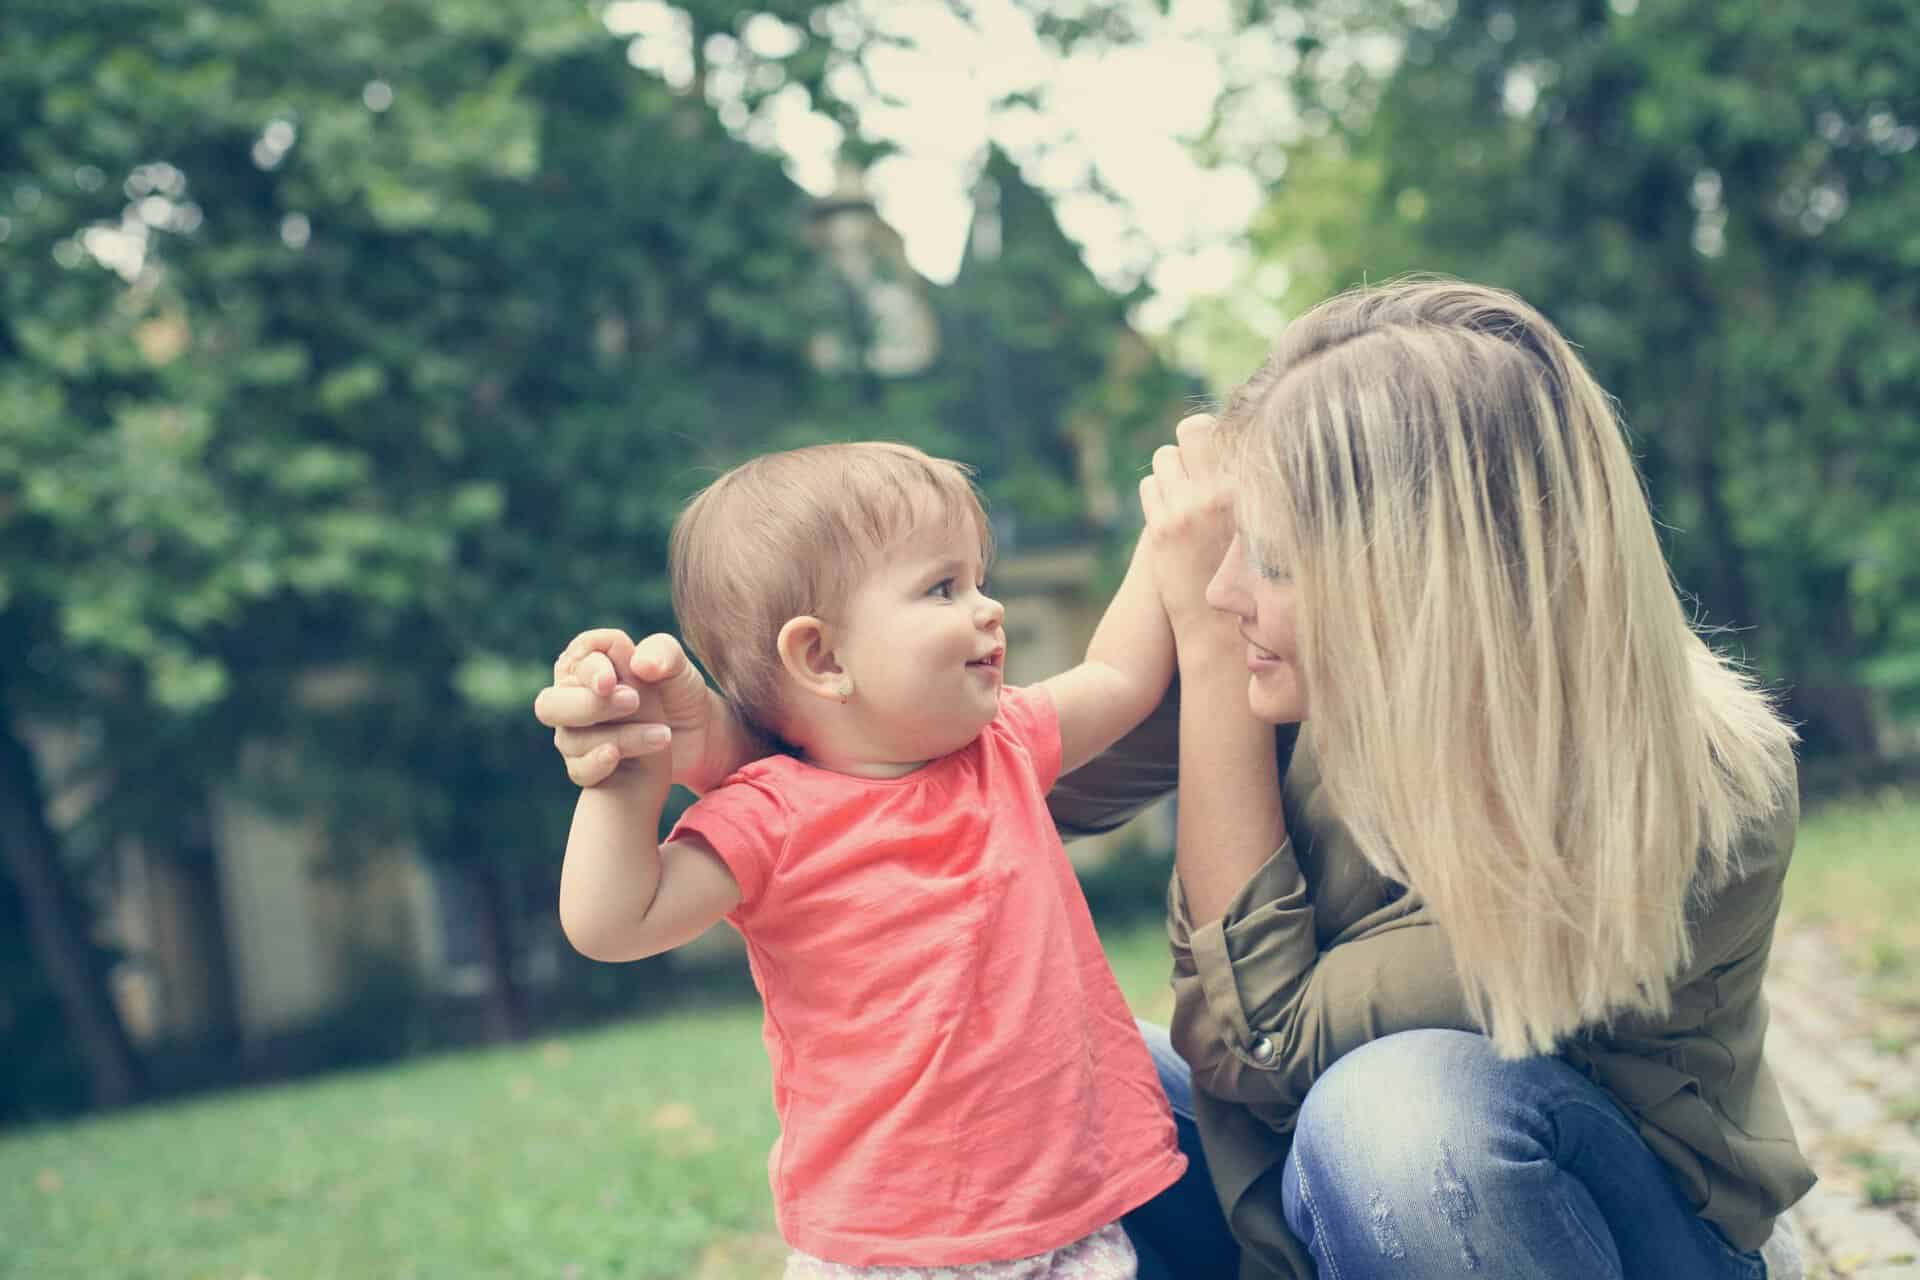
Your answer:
[609,0,1294,334]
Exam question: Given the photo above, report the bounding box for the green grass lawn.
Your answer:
[0,916,1180,1280]
[2,791,1911,1280]
[1781,786,1920,1012]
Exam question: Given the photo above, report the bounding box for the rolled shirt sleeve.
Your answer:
[1056,684,1473,1121]
[1048,683,1301,840]
[1167,838,1477,1121]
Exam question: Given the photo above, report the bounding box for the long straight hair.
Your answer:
[1223,278,1797,1056]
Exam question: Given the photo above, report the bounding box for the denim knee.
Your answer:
[1292,1028,1491,1175]
[1285,1030,1561,1273]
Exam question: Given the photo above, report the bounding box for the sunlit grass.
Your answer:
[0,918,1179,1280]
[0,1000,784,1279]
[3,791,1910,1279]
[1782,787,1920,1007]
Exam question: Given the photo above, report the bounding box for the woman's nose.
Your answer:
[1206,536,1249,615]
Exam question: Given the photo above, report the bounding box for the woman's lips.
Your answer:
[1242,632,1285,669]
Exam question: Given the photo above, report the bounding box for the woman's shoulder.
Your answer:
[1682,786,1801,978]
[1715,783,1799,906]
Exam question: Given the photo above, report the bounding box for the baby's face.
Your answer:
[831,524,1006,764]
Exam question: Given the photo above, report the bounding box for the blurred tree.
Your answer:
[1189,0,1920,755]
[943,146,1199,543]
[0,0,917,1108]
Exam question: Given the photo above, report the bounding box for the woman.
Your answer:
[1120,277,1811,1278]
[537,279,1813,1278]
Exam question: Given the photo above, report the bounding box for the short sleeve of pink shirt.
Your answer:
[667,772,789,912]
[987,683,1064,793]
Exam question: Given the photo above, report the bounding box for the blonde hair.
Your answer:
[1222,277,1797,1056]
[669,442,991,737]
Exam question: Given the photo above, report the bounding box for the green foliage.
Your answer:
[2,0,1187,1110]
[0,0,1018,1106]
[1188,0,1920,748]
[942,147,1200,543]
[0,0,874,868]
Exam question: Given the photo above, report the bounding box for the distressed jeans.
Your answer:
[1281,1028,1772,1279]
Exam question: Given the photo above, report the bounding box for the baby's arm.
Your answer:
[1040,534,1176,776]
[558,753,741,963]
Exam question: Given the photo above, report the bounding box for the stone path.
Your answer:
[1767,923,1920,1277]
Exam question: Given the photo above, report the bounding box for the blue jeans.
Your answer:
[1122,1020,1242,1279]
[1282,1028,1769,1279]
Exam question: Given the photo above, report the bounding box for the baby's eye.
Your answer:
[928,578,955,599]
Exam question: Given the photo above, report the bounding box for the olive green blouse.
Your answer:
[1050,697,1816,1279]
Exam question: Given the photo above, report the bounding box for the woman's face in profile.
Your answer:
[1205,532,1305,723]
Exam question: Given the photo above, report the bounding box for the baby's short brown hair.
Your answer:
[669,441,991,737]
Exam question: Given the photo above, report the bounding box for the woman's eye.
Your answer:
[1256,561,1291,583]
[1242,536,1290,583]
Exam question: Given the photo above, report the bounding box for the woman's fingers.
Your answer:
[533,681,640,729]
[630,633,715,735]
[1166,415,1231,524]
[1145,414,1236,618]
[555,722,674,786]
[1175,413,1221,478]
[554,721,672,760]
[575,650,620,697]
[1138,470,1164,525]
[1151,443,1191,508]
[538,627,679,789]
[629,632,690,682]
[551,628,637,689]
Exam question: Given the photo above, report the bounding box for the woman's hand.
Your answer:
[1140,414,1237,633]
[533,629,747,792]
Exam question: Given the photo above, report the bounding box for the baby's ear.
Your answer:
[775,616,845,703]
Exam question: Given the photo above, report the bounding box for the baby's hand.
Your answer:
[536,628,670,787]
[535,630,734,790]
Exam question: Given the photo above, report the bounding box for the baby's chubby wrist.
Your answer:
[1169,605,1244,663]
[603,748,672,800]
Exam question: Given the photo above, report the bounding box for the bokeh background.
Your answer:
[2,0,1916,1275]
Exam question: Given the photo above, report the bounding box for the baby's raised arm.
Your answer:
[1040,532,1176,776]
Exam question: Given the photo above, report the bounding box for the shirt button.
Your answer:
[1248,1034,1276,1064]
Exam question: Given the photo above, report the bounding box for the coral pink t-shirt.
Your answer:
[667,685,1185,1266]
